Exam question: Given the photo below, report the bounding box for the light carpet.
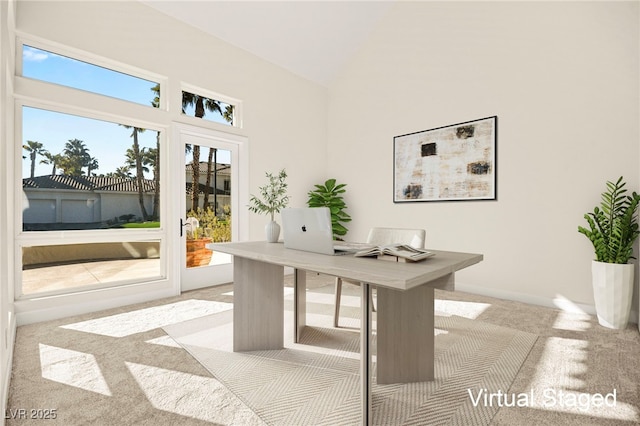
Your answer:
[163,287,537,426]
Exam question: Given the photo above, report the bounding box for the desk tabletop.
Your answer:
[210,241,483,291]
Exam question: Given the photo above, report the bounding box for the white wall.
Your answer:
[328,1,640,313]
[16,0,328,240]
[0,0,15,421]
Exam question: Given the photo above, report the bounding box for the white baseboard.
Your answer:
[1,313,16,426]
[15,285,178,326]
[286,271,640,326]
[455,281,640,325]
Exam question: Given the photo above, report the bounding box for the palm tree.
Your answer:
[124,148,150,175]
[40,151,63,175]
[108,166,132,179]
[86,156,99,176]
[121,126,149,221]
[145,147,160,220]
[57,156,79,176]
[206,105,235,214]
[150,84,161,220]
[23,140,45,178]
[223,104,234,125]
[203,147,216,210]
[62,139,90,176]
[203,106,235,214]
[182,92,222,211]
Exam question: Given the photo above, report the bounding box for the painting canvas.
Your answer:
[394,116,497,202]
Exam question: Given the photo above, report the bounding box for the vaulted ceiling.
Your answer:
[141,1,395,86]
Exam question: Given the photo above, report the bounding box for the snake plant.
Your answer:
[578,176,640,264]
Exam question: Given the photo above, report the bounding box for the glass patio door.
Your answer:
[177,125,245,291]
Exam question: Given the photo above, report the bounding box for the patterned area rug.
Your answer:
[164,287,537,425]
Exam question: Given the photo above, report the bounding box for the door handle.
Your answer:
[180,218,188,237]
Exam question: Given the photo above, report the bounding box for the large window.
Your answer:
[17,40,166,299]
[22,107,160,231]
[19,105,164,297]
[15,38,245,302]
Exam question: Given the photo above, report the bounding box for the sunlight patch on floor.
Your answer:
[552,310,592,332]
[553,294,592,314]
[527,337,638,421]
[126,362,253,423]
[530,336,588,389]
[434,299,491,319]
[39,343,111,396]
[59,300,232,337]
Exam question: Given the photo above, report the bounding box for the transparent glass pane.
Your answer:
[182,90,234,126]
[22,45,160,107]
[185,145,232,268]
[22,107,161,231]
[22,241,161,295]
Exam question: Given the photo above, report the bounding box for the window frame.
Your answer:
[16,35,168,110]
[14,99,169,300]
[10,33,247,322]
[13,36,171,301]
[181,82,243,129]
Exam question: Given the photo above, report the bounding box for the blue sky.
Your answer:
[22,45,158,105]
[22,107,159,179]
[21,45,231,179]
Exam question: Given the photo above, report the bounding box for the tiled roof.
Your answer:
[185,162,231,173]
[23,175,229,196]
[186,182,228,196]
[22,175,157,193]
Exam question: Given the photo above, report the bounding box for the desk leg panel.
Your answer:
[233,257,284,352]
[294,269,307,343]
[361,283,372,425]
[376,283,436,384]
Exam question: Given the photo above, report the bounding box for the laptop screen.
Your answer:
[281,207,335,255]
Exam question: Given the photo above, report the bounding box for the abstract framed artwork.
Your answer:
[393,116,497,203]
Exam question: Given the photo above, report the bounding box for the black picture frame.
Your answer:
[393,116,497,203]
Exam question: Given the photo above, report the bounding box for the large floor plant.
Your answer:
[578,176,640,329]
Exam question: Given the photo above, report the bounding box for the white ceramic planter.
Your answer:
[265,220,281,243]
[591,260,634,329]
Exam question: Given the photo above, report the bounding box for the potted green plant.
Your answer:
[578,176,640,329]
[185,211,213,268]
[248,169,290,242]
[307,178,351,240]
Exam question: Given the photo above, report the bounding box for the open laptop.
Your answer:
[282,207,362,255]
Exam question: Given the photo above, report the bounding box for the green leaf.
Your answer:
[248,169,289,220]
[307,178,350,239]
[579,176,640,263]
[324,179,336,191]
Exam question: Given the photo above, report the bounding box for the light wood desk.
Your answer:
[210,241,482,425]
